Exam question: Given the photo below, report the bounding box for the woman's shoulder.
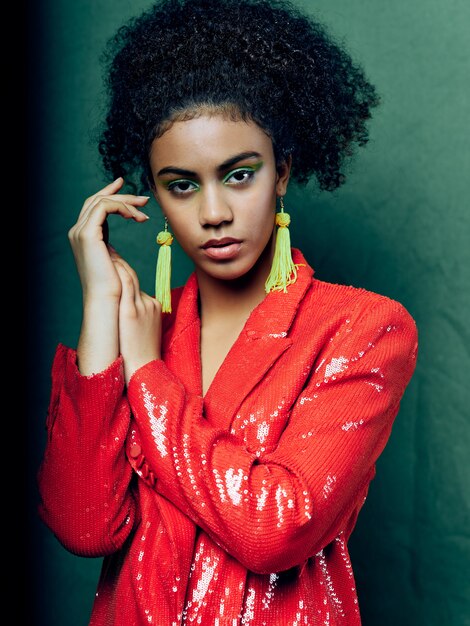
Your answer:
[304,274,418,334]
[293,249,416,330]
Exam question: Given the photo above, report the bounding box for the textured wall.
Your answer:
[27,0,470,624]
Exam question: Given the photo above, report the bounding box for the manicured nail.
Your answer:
[137,195,151,199]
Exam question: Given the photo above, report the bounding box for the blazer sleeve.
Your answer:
[127,297,419,574]
[37,344,136,557]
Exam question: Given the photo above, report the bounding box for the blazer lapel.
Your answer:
[203,332,293,430]
[163,249,314,432]
[163,273,202,397]
[205,249,314,430]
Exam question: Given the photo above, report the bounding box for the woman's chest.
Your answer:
[200,321,248,398]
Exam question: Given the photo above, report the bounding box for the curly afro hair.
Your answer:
[98,0,380,193]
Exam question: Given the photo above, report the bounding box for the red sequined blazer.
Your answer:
[38,248,418,625]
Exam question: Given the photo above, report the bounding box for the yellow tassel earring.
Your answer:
[155,217,173,313]
[265,196,298,293]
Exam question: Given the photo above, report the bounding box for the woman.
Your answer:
[37,0,419,624]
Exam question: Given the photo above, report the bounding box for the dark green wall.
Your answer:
[27,1,470,624]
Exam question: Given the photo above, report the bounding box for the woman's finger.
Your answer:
[72,197,149,241]
[113,256,141,303]
[79,195,150,227]
[108,249,144,308]
[81,177,125,215]
[85,193,151,216]
[82,196,150,228]
[114,260,137,311]
[140,290,160,314]
[79,180,151,220]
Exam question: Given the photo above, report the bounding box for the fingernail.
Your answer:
[141,213,150,219]
[137,195,151,200]
[114,176,123,182]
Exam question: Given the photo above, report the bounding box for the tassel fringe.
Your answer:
[265,202,297,293]
[155,229,173,313]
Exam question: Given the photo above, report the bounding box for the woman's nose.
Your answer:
[198,187,233,227]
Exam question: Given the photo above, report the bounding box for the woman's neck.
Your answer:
[196,240,274,325]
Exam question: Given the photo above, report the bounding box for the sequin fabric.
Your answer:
[37,248,419,625]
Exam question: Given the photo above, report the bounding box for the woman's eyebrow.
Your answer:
[156,151,262,177]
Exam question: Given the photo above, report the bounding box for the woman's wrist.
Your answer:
[124,353,161,386]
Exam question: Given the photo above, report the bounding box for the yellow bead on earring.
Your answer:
[265,196,298,293]
[155,217,173,313]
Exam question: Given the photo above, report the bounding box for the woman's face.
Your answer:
[149,114,291,283]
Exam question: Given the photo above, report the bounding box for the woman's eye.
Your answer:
[224,168,255,185]
[167,180,198,195]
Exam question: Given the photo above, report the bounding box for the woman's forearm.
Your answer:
[37,344,135,557]
[77,297,120,375]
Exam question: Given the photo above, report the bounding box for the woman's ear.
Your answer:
[275,154,292,196]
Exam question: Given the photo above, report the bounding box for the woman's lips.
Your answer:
[201,239,242,260]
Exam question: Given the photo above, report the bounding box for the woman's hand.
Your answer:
[68,177,150,302]
[111,248,162,384]
[71,177,151,376]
